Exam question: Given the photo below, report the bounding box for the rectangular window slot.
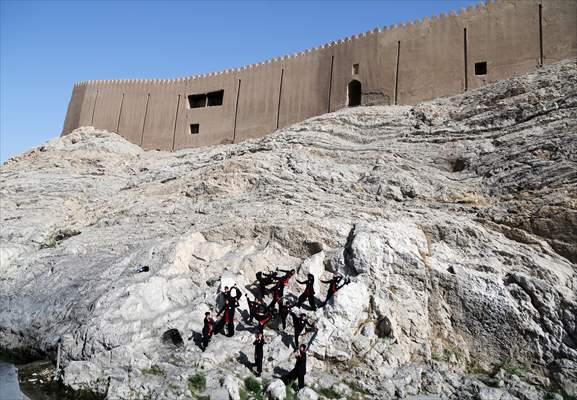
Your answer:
[352,63,359,75]
[190,123,200,134]
[207,90,224,106]
[188,94,206,108]
[475,62,487,76]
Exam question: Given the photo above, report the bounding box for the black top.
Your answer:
[202,316,214,336]
[291,312,312,333]
[297,275,315,295]
[254,337,265,357]
[279,302,294,317]
[295,350,307,374]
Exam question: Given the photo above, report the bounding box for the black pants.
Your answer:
[294,329,303,349]
[268,298,279,311]
[323,291,334,306]
[259,282,267,297]
[283,368,305,389]
[214,319,225,335]
[280,314,288,330]
[227,321,235,337]
[255,352,263,374]
[298,293,316,311]
[202,334,211,350]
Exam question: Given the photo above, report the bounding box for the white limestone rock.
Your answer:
[0,60,576,400]
[265,379,286,400]
[296,387,318,400]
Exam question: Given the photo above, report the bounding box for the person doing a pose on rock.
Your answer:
[291,312,314,349]
[296,273,317,311]
[274,268,296,289]
[268,281,285,311]
[279,300,296,330]
[219,285,231,304]
[321,273,349,307]
[256,269,277,297]
[268,268,295,310]
[215,297,239,337]
[256,308,276,334]
[201,311,214,351]
[247,296,266,324]
[253,332,265,377]
[282,344,307,390]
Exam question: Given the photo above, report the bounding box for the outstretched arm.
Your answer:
[320,279,332,284]
[296,279,307,284]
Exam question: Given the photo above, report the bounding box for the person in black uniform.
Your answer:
[221,286,231,300]
[274,268,296,290]
[253,332,265,376]
[279,300,296,330]
[291,312,314,349]
[201,311,214,351]
[321,273,349,306]
[256,270,277,297]
[282,344,307,389]
[267,268,294,310]
[268,281,284,311]
[216,296,239,337]
[296,273,317,311]
[256,308,275,334]
[247,296,265,324]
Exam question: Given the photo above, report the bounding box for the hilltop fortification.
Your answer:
[61,0,576,151]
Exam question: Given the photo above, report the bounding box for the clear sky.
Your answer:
[0,0,479,163]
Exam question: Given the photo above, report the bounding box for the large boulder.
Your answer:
[266,379,286,400]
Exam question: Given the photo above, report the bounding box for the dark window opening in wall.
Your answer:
[352,63,359,75]
[188,94,206,108]
[207,90,224,106]
[475,62,487,76]
[348,79,362,107]
[190,124,200,134]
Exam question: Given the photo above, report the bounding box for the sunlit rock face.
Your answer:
[1,60,576,400]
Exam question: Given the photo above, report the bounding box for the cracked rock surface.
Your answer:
[1,60,576,399]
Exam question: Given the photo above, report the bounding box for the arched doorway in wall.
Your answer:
[348,80,362,107]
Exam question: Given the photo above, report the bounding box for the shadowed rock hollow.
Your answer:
[1,60,576,399]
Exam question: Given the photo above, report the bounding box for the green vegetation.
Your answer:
[432,344,464,364]
[314,386,341,399]
[140,365,165,377]
[502,362,527,378]
[40,234,58,249]
[285,384,297,400]
[188,373,206,395]
[239,388,248,400]
[40,229,81,249]
[243,376,264,399]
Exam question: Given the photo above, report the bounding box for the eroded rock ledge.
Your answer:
[1,60,576,399]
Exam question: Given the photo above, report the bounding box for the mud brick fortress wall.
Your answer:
[61,0,577,151]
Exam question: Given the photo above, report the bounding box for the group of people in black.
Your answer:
[200,268,349,390]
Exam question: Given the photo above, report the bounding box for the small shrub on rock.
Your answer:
[188,373,206,395]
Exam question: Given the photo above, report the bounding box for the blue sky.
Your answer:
[0,0,478,163]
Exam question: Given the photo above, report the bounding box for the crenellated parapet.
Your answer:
[73,0,504,88]
[63,0,576,153]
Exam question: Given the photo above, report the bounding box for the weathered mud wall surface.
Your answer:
[3,60,577,399]
[61,0,577,152]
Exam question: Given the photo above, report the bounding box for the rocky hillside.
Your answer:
[1,60,576,400]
